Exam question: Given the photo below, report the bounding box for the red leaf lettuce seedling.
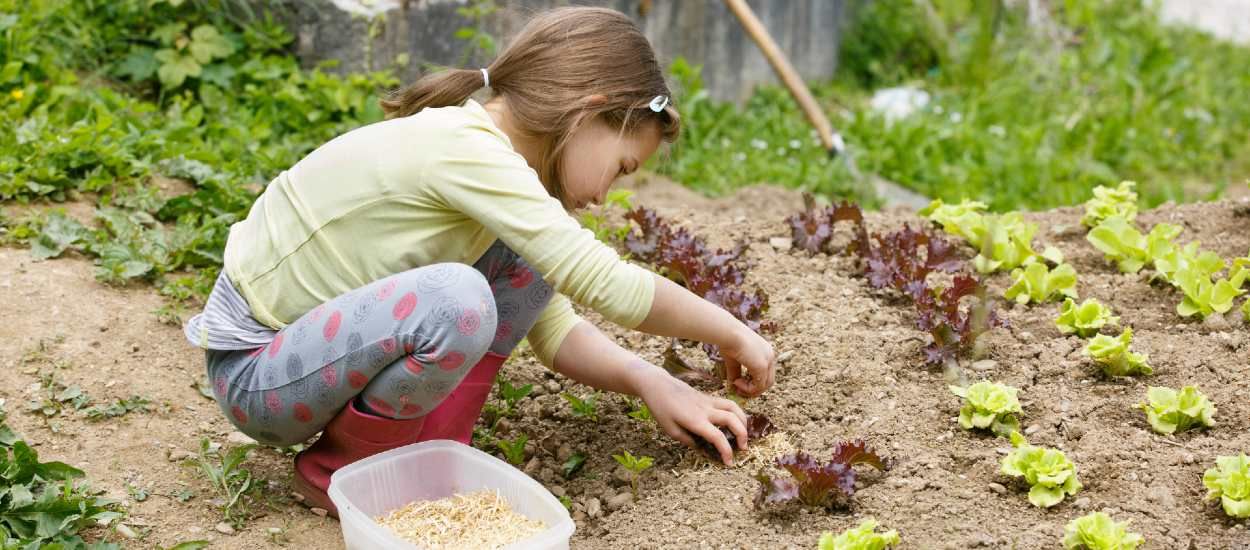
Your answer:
[754,440,889,509]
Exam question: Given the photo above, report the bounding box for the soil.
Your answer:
[2,177,1248,549]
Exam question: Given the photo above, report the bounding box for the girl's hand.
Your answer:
[636,367,749,466]
[720,327,776,398]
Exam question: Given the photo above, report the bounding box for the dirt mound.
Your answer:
[2,178,1247,548]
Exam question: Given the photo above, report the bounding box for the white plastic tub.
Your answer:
[328,440,575,550]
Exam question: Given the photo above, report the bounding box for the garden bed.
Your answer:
[1,178,1247,548]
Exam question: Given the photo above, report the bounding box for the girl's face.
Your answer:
[560,117,662,210]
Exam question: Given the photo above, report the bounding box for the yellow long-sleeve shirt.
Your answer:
[222,99,655,367]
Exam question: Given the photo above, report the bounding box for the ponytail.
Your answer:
[380,67,488,119]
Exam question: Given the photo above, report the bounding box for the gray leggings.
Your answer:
[206,241,553,446]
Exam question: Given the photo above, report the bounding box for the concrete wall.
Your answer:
[274,0,847,102]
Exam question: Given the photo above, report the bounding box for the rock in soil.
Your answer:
[606,492,634,511]
[214,522,235,535]
[586,497,602,518]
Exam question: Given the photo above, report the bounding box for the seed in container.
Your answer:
[377,490,546,549]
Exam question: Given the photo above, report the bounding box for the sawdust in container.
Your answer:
[376,489,547,549]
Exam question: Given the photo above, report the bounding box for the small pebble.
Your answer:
[214,522,235,535]
[116,524,138,539]
[545,380,561,394]
[310,507,329,517]
[1183,453,1197,465]
[225,431,255,446]
[768,237,792,251]
[548,485,567,498]
[1074,497,1091,509]
[585,497,602,519]
[988,482,1007,495]
[776,350,794,363]
[1024,424,1041,435]
[606,492,634,511]
[970,359,998,372]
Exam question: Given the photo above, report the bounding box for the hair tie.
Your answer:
[649,95,669,112]
[480,68,490,88]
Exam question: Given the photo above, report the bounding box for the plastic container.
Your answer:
[328,440,575,550]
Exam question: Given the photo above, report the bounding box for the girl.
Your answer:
[184,6,776,516]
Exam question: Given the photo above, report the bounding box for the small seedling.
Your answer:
[1063,511,1143,549]
[1083,328,1152,377]
[561,391,599,422]
[612,450,654,498]
[126,483,150,502]
[1138,385,1215,435]
[625,398,653,424]
[558,495,573,511]
[1055,298,1118,338]
[498,379,533,413]
[496,433,527,466]
[818,518,901,550]
[949,381,1022,438]
[1000,432,1081,508]
[578,189,635,244]
[26,373,92,418]
[562,452,587,479]
[1202,454,1250,518]
[755,440,890,509]
[193,438,260,529]
[84,395,152,421]
[1081,181,1139,229]
[1004,260,1078,305]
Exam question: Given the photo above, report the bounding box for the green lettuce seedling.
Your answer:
[1083,328,1153,377]
[1081,181,1139,229]
[1202,454,1250,518]
[1086,217,1181,274]
[1000,432,1082,508]
[1152,241,1224,287]
[1243,296,1250,320]
[1174,264,1247,319]
[949,381,1022,438]
[1138,386,1215,435]
[1055,298,1119,338]
[919,199,989,247]
[817,519,900,550]
[1005,261,1078,304]
[972,212,1042,274]
[1063,511,1143,550]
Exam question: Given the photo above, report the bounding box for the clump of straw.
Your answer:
[377,490,546,549]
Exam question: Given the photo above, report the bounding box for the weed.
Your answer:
[561,391,600,422]
[84,395,153,421]
[612,450,654,499]
[496,433,527,466]
[191,438,260,529]
[562,452,586,479]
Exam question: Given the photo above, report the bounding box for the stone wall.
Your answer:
[273,0,847,102]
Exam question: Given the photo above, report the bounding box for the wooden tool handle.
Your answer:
[723,0,838,153]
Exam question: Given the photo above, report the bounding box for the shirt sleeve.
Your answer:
[525,293,583,368]
[423,123,656,333]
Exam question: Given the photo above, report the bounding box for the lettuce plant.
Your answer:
[754,440,889,509]
[818,519,900,550]
[1086,217,1181,274]
[1243,296,1250,320]
[1062,512,1143,550]
[1174,264,1247,319]
[919,199,989,248]
[919,199,1050,274]
[1081,181,1138,229]
[949,381,1022,437]
[1138,386,1215,435]
[1152,241,1224,287]
[1005,261,1078,304]
[1202,454,1250,518]
[1083,328,1153,377]
[1000,432,1082,508]
[1055,298,1119,338]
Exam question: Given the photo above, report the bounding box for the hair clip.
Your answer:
[649,95,669,112]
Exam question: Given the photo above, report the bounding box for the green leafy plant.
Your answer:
[561,391,600,422]
[817,518,901,550]
[1000,432,1082,508]
[1081,181,1139,229]
[192,438,259,529]
[626,398,654,424]
[578,189,635,245]
[561,452,586,479]
[612,450,654,499]
[1056,298,1119,338]
[949,381,1022,438]
[1138,386,1215,435]
[496,433,527,466]
[84,395,152,421]
[26,373,92,419]
[1151,241,1224,286]
[1004,260,1078,304]
[920,200,1056,274]
[1202,454,1250,518]
[0,408,122,548]
[1086,217,1181,274]
[1083,329,1153,377]
[1063,511,1143,549]
[1173,263,1247,319]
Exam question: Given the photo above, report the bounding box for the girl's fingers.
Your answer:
[711,409,749,451]
[688,419,734,466]
[662,420,695,448]
[723,356,743,385]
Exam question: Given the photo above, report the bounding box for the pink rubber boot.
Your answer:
[416,352,507,443]
[292,399,425,517]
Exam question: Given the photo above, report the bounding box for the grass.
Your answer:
[658,0,1250,212]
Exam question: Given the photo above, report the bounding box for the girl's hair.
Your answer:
[380,7,681,201]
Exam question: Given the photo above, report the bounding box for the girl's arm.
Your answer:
[552,321,749,466]
[633,273,776,397]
